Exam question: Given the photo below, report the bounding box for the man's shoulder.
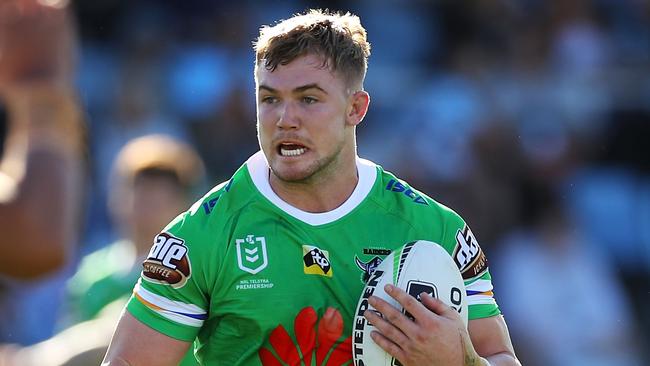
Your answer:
[183,182,244,223]
[166,159,262,233]
[370,166,462,223]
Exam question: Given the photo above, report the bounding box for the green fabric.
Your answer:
[67,240,140,322]
[127,155,500,365]
[69,241,199,365]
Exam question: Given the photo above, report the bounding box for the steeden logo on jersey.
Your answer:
[302,245,333,277]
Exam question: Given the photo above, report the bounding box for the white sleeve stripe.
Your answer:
[135,282,206,314]
[465,279,494,292]
[468,295,497,306]
[134,282,206,327]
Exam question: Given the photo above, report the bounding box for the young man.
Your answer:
[103,10,520,366]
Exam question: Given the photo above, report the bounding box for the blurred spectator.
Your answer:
[65,134,204,325]
[0,0,85,345]
[187,86,258,181]
[492,187,642,366]
[0,134,205,366]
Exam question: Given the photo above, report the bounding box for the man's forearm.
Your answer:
[479,352,522,366]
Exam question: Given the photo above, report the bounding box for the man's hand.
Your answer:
[0,0,83,279]
[364,284,485,366]
[0,0,75,91]
[0,0,82,152]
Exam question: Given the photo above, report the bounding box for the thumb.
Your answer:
[419,293,456,318]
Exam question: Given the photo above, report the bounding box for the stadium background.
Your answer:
[8,0,650,365]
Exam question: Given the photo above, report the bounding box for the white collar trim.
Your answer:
[246,151,377,226]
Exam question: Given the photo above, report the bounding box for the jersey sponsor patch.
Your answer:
[385,179,428,205]
[453,225,488,280]
[236,235,269,275]
[303,245,332,277]
[259,307,352,365]
[142,232,191,288]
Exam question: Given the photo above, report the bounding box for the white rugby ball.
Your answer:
[352,240,468,366]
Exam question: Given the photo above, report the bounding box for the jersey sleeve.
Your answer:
[441,211,501,320]
[126,208,212,342]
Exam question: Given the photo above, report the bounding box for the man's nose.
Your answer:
[276,101,300,129]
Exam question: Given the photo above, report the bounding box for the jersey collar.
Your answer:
[246,151,377,226]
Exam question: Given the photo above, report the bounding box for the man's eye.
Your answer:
[303,96,318,104]
[261,96,277,104]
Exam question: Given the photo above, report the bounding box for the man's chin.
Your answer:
[269,164,315,184]
[271,170,311,183]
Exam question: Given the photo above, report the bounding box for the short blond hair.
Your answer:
[112,134,204,192]
[254,9,371,88]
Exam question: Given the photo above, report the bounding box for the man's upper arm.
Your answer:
[103,311,191,366]
[468,315,519,363]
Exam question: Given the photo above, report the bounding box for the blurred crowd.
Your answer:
[1,0,649,365]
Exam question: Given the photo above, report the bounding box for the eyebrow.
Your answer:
[258,83,328,95]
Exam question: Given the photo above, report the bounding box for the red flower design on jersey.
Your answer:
[259,306,353,366]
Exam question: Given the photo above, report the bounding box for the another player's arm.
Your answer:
[102,312,191,366]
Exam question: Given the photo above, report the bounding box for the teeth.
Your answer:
[280,147,306,156]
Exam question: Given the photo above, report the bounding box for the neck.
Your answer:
[268,156,359,213]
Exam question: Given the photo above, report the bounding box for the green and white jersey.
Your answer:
[127,151,499,366]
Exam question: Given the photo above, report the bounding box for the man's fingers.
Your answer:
[366,295,417,339]
[0,0,75,88]
[383,284,444,324]
[419,292,461,321]
[368,330,407,363]
[363,307,410,347]
[37,0,70,9]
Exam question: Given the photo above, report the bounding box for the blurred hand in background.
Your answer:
[0,0,84,279]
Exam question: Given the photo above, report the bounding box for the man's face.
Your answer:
[116,173,187,250]
[256,54,354,184]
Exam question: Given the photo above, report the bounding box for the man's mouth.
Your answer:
[278,143,307,157]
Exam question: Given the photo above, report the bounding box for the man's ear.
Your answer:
[346,90,370,126]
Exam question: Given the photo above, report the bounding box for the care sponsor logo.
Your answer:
[302,245,332,277]
[454,225,488,280]
[236,235,268,275]
[142,232,191,288]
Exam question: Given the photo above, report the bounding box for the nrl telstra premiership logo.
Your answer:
[236,235,268,274]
